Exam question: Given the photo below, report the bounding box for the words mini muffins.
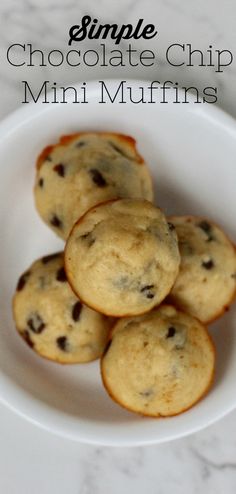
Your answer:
[101,305,215,417]
[13,253,113,363]
[168,216,236,323]
[65,199,180,316]
[35,132,153,240]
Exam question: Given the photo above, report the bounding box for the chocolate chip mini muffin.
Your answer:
[101,305,215,417]
[65,199,180,317]
[168,216,236,323]
[35,132,153,240]
[13,253,113,363]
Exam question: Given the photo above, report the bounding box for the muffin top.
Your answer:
[13,252,113,363]
[65,199,180,316]
[35,132,153,239]
[169,216,236,322]
[101,305,215,417]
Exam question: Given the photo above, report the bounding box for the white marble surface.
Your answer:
[1,1,236,492]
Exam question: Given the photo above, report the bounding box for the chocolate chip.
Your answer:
[206,236,215,242]
[76,141,86,147]
[103,339,112,356]
[22,330,34,348]
[80,232,96,247]
[56,336,68,352]
[27,313,45,334]
[89,169,107,187]
[53,163,65,177]
[109,142,128,158]
[202,259,214,270]
[56,267,67,282]
[38,178,44,188]
[45,155,52,162]
[231,273,236,279]
[42,253,60,264]
[197,220,211,234]
[168,222,175,231]
[50,215,62,229]
[141,284,155,291]
[81,233,90,240]
[140,285,155,299]
[72,301,82,322]
[197,220,215,241]
[139,389,153,397]
[166,326,176,338]
[88,238,95,247]
[16,271,31,291]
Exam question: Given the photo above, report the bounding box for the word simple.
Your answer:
[68,15,157,45]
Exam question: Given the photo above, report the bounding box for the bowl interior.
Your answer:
[0,81,236,445]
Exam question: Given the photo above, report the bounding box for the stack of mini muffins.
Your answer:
[13,132,236,417]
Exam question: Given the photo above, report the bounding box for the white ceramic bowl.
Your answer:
[0,80,236,446]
